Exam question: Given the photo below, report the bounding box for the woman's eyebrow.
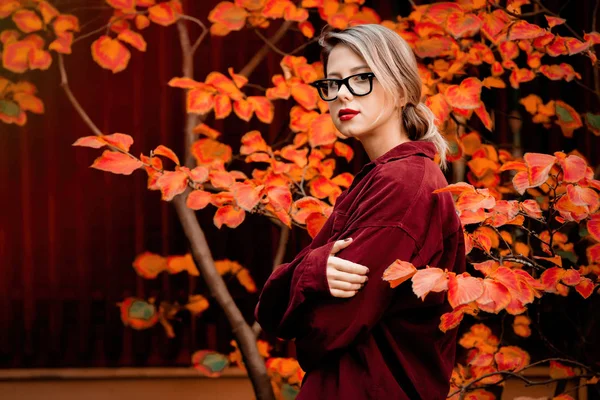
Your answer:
[327,65,370,78]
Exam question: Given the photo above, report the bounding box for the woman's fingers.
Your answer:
[329,280,364,291]
[330,288,359,298]
[330,238,353,254]
[331,256,369,276]
[329,269,368,284]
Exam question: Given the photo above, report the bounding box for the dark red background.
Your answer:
[1,0,598,368]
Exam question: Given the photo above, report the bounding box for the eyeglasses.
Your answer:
[310,72,376,102]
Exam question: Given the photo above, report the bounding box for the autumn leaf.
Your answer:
[91,35,131,73]
[214,205,246,228]
[91,150,143,175]
[383,260,417,288]
[444,77,482,109]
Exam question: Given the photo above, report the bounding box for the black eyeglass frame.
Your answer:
[310,72,376,102]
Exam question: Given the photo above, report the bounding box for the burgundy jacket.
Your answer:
[254,140,466,400]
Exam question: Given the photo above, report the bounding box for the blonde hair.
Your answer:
[318,24,449,170]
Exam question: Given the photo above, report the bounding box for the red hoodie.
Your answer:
[255,140,466,400]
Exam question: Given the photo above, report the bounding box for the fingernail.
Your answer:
[366,268,370,274]
[344,238,352,242]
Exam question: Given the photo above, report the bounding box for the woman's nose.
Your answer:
[336,83,353,102]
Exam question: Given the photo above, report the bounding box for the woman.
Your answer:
[254,24,466,400]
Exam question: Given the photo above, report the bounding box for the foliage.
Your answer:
[2,0,600,398]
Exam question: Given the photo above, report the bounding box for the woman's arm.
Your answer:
[295,224,431,366]
[254,239,337,339]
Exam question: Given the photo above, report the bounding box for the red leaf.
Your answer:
[156,170,189,201]
[91,150,143,175]
[448,272,484,308]
[214,205,245,228]
[412,267,448,300]
[383,260,417,288]
[153,144,180,165]
[186,190,212,210]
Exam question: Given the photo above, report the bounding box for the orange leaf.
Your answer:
[333,141,354,162]
[545,15,566,28]
[309,114,340,147]
[91,150,143,175]
[425,93,451,125]
[192,138,232,165]
[186,294,209,315]
[555,100,582,137]
[299,20,315,38]
[494,346,530,371]
[208,1,248,32]
[149,1,179,26]
[240,130,269,154]
[135,14,151,29]
[156,170,188,200]
[106,0,135,9]
[549,361,576,379]
[412,267,448,300]
[153,144,180,165]
[509,20,546,40]
[231,181,262,211]
[49,32,73,54]
[575,277,595,299]
[564,37,590,55]
[210,170,235,189]
[290,82,318,110]
[267,185,292,212]
[2,41,34,73]
[247,96,274,123]
[12,9,43,33]
[186,189,212,210]
[481,76,505,89]
[193,123,221,139]
[206,71,244,101]
[309,175,339,199]
[13,92,44,114]
[444,77,482,110]
[305,211,328,238]
[189,166,209,183]
[383,259,417,288]
[168,77,210,90]
[445,12,481,38]
[280,145,308,167]
[214,205,245,228]
[91,35,131,73]
[291,197,329,224]
[213,94,232,119]
[167,253,199,276]
[512,315,531,338]
[520,199,542,219]
[227,67,248,88]
[117,29,147,51]
[524,152,556,187]
[587,213,600,242]
[474,102,493,131]
[233,99,254,121]
[53,14,80,37]
[132,252,167,279]
[476,280,511,313]
[509,68,535,89]
[187,89,215,115]
[331,172,353,188]
[448,272,484,308]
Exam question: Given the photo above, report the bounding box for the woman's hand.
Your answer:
[326,238,369,298]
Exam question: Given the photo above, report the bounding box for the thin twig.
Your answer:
[254,28,289,57]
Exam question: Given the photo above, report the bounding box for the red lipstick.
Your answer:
[338,108,359,121]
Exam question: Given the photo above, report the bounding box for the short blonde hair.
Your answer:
[318,24,449,170]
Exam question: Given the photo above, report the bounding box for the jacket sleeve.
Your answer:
[254,239,337,339]
[295,224,432,366]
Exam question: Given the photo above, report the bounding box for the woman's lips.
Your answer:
[339,109,359,121]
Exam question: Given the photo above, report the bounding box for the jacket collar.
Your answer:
[372,140,437,165]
